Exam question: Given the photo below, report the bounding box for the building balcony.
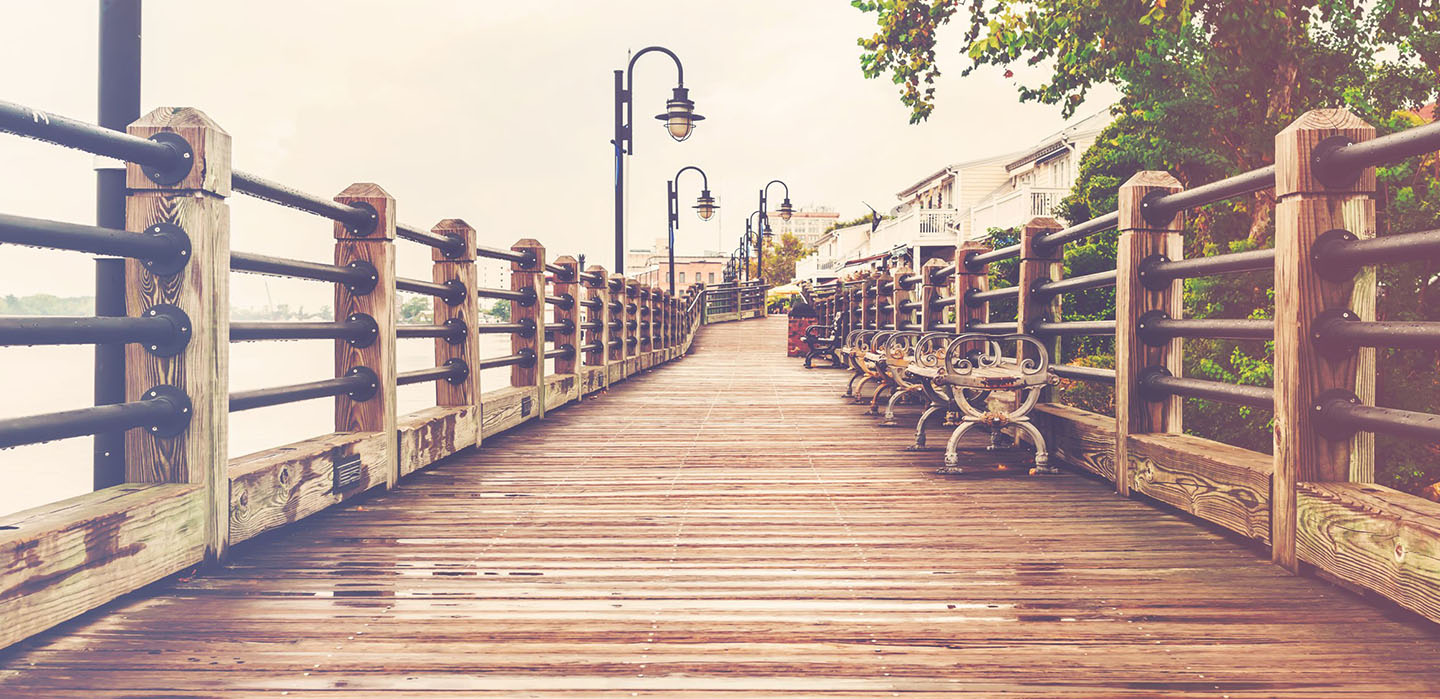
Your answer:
[968,186,1069,238]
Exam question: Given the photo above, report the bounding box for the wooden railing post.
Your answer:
[1018,216,1065,366]
[1272,109,1378,570]
[861,279,874,330]
[510,239,545,417]
[877,271,895,330]
[552,256,580,389]
[431,219,480,438]
[584,265,610,391]
[919,261,945,332]
[333,184,398,488]
[1114,172,1185,496]
[124,107,231,559]
[626,279,641,372]
[611,275,628,379]
[892,264,913,331]
[955,242,989,332]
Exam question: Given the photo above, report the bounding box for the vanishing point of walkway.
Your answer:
[3,317,1439,696]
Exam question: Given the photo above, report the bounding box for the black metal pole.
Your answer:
[613,69,626,273]
[667,180,676,296]
[94,0,141,490]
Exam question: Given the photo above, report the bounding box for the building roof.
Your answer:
[1003,107,1114,172]
[895,150,1024,199]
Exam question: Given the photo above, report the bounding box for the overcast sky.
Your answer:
[0,0,1116,307]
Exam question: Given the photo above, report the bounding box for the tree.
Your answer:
[487,300,511,320]
[399,295,433,324]
[761,233,813,286]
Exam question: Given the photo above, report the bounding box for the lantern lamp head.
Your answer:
[777,198,794,221]
[693,190,718,221]
[655,87,704,142]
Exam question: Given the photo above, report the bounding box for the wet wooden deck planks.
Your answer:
[3,316,1440,696]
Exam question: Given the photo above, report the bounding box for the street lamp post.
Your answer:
[743,209,770,283]
[756,180,793,284]
[613,47,705,273]
[666,165,717,295]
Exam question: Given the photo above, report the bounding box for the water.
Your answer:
[0,335,518,517]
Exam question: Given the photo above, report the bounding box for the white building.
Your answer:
[967,108,1113,235]
[477,257,510,295]
[791,106,1114,284]
[769,207,840,247]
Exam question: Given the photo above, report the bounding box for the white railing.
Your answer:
[968,186,1068,236]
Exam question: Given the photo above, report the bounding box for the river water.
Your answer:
[0,334,519,517]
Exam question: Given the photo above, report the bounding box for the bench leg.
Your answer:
[881,387,916,425]
[843,370,863,398]
[904,402,945,450]
[852,376,878,403]
[866,383,893,415]
[938,420,982,473]
[1013,419,1058,474]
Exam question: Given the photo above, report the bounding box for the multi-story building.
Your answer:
[476,257,510,297]
[769,207,839,247]
[967,108,1112,235]
[627,237,728,289]
[792,106,1114,284]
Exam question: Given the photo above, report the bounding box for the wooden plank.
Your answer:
[1033,403,1116,481]
[1128,433,1271,543]
[396,406,477,478]
[480,385,539,439]
[430,219,481,412]
[7,317,1440,696]
[1298,482,1440,623]
[227,432,387,543]
[0,484,205,649]
[544,373,579,411]
[580,365,606,396]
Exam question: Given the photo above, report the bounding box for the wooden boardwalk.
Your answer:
[4,316,1440,696]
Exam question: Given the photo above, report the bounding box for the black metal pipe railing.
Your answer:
[545,293,574,309]
[0,212,188,271]
[929,263,957,284]
[1317,316,1440,352]
[1138,369,1273,409]
[580,297,602,310]
[397,360,468,387]
[1034,211,1120,250]
[545,344,575,359]
[231,171,375,232]
[1139,249,1275,290]
[476,244,533,265]
[0,386,190,449]
[1313,227,1440,280]
[1031,320,1116,337]
[967,286,1018,307]
[231,315,378,345]
[968,322,1017,333]
[477,349,536,370]
[475,286,533,304]
[1033,270,1117,297]
[231,251,377,293]
[581,341,603,353]
[397,319,467,344]
[0,99,181,171]
[1052,365,1116,385]
[933,296,957,309]
[229,367,378,412]
[474,320,533,336]
[1138,316,1273,345]
[0,313,185,349]
[1322,120,1440,181]
[1315,396,1440,443]
[395,222,465,258]
[1141,167,1276,226]
[396,277,465,305]
[578,270,603,285]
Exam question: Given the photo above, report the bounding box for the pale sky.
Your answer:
[0,0,1117,307]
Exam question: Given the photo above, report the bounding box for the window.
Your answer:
[708,272,716,283]
[678,271,685,284]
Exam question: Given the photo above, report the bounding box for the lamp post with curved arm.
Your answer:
[666,165,717,295]
[743,209,770,282]
[613,47,705,274]
[756,179,793,283]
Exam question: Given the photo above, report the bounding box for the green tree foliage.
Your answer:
[399,294,433,324]
[857,0,1440,491]
[0,294,93,316]
[762,233,814,286]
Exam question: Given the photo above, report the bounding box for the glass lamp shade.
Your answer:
[694,191,718,221]
[655,87,705,142]
[778,198,794,221]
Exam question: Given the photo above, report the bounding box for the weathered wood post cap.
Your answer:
[1275,108,1376,197]
[431,218,475,261]
[334,183,396,240]
[126,107,232,195]
[1118,171,1184,231]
